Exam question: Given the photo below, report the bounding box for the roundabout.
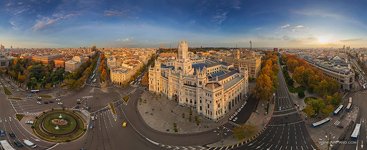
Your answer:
[32,109,87,142]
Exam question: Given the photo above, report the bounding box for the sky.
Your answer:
[0,0,367,48]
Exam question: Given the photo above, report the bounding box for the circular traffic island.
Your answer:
[33,109,87,142]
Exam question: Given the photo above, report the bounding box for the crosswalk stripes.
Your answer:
[0,116,14,123]
[24,112,40,116]
[334,120,340,126]
[158,144,207,150]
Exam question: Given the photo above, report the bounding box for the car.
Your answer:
[37,97,42,99]
[57,102,63,105]
[14,139,24,147]
[56,98,61,101]
[23,139,37,148]
[89,124,94,129]
[233,117,238,122]
[122,121,127,128]
[44,101,49,104]
[77,98,81,102]
[0,130,5,136]
[25,120,34,125]
[9,132,16,138]
[37,101,42,105]
[77,101,81,105]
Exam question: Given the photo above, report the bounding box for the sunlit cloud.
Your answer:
[32,13,78,31]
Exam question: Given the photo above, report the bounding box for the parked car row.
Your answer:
[229,101,247,122]
[0,129,37,148]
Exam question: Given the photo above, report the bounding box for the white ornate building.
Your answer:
[149,41,249,120]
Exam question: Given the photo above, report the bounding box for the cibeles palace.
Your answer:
[149,41,249,120]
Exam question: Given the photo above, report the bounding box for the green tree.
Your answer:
[321,104,334,116]
[303,105,315,117]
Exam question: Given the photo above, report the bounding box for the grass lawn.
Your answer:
[33,109,86,142]
[38,94,53,99]
[3,87,12,95]
[9,97,22,100]
[15,114,24,121]
[123,95,129,103]
[42,113,77,135]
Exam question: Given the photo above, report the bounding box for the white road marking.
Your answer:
[107,111,114,128]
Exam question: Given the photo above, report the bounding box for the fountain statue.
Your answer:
[59,114,62,119]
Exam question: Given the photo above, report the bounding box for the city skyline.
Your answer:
[1,0,367,48]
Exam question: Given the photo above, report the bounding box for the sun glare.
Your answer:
[318,36,330,44]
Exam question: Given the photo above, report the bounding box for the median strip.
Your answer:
[109,102,116,115]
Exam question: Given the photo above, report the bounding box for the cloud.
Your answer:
[280,24,306,32]
[293,9,343,20]
[255,27,262,31]
[212,11,228,25]
[116,37,134,42]
[340,38,363,42]
[295,25,304,28]
[9,21,18,30]
[104,9,129,17]
[32,13,78,31]
[280,24,290,29]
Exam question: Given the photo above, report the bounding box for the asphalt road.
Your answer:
[0,78,55,150]
[0,76,242,150]
[234,63,318,150]
[341,90,367,150]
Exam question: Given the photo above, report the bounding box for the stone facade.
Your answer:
[149,41,249,120]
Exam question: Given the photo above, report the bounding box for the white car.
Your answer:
[57,102,63,105]
[56,98,61,101]
[37,101,42,105]
[25,120,34,125]
[23,139,37,148]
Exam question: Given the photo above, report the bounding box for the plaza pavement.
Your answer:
[138,91,227,134]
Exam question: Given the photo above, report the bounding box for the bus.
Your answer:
[349,97,353,103]
[351,123,361,139]
[0,140,16,150]
[333,105,344,115]
[346,103,352,111]
[30,89,39,93]
[312,117,331,127]
[346,97,353,111]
